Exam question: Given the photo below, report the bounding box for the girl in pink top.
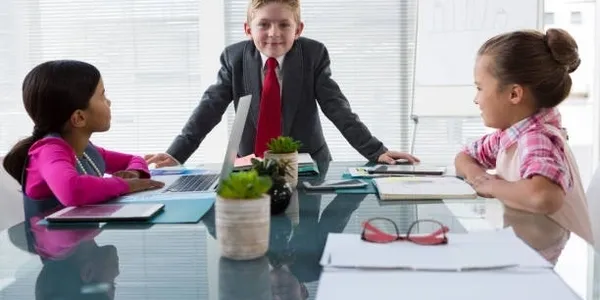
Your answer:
[455,29,593,245]
[2,60,164,207]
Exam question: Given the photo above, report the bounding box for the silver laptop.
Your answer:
[116,95,251,202]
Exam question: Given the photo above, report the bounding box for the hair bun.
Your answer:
[544,28,581,73]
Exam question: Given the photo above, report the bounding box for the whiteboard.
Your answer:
[411,0,543,117]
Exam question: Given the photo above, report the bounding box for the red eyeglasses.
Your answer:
[361,217,449,245]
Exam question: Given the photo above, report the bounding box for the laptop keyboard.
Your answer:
[164,174,219,193]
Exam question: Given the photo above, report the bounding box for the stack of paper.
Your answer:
[315,228,580,300]
[297,153,319,175]
[372,176,477,200]
[320,227,552,271]
[316,270,580,300]
[234,153,318,175]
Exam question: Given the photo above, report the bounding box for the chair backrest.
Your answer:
[0,156,24,231]
[585,166,600,249]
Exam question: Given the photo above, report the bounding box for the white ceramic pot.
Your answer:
[215,194,271,260]
[264,150,298,188]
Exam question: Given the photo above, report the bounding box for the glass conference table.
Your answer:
[0,160,599,300]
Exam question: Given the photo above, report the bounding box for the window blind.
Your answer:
[1,0,592,170]
[224,0,416,161]
[0,0,227,166]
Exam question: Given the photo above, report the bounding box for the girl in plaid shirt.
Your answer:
[455,28,593,244]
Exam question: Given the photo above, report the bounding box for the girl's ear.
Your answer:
[69,109,87,129]
[509,84,525,105]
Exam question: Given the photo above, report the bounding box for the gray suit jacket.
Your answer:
[166,37,388,163]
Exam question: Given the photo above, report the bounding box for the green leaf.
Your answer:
[250,157,293,179]
[266,136,302,154]
[217,169,272,199]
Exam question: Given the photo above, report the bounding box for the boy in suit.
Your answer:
[145,0,419,167]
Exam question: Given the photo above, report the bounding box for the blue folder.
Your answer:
[143,198,215,224]
[112,190,216,224]
[301,173,377,195]
[336,173,377,194]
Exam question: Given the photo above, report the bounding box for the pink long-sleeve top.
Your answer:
[462,108,571,192]
[24,137,150,206]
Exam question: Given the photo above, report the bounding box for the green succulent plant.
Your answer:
[266,136,302,154]
[217,170,272,199]
[251,157,292,179]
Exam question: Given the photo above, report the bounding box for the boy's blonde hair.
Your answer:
[246,0,301,24]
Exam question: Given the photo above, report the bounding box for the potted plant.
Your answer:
[215,170,272,260]
[264,136,302,188]
[251,157,293,215]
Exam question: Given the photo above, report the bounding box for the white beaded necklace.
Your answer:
[75,152,102,177]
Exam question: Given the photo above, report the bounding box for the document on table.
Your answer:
[372,176,477,200]
[234,153,315,169]
[315,270,581,300]
[319,227,552,271]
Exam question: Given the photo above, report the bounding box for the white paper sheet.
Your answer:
[373,176,477,199]
[316,269,581,300]
[320,227,552,271]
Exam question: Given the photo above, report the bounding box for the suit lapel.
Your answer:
[282,41,303,136]
[243,44,263,127]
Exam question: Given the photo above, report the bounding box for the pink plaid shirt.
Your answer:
[463,108,571,191]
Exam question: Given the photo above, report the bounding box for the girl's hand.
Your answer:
[467,174,499,198]
[125,179,165,194]
[113,170,141,179]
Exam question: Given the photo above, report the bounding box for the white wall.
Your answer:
[545,0,596,187]
[594,0,600,169]
[545,0,595,98]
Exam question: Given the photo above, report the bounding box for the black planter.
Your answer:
[270,180,292,215]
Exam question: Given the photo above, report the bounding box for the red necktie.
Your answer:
[254,57,281,157]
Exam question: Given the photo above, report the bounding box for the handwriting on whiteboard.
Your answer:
[427,0,509,34]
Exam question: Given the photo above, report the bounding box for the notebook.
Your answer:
[45,203,165,223]
[372,176,477,200]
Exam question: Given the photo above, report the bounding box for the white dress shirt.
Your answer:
[259,52,285,96]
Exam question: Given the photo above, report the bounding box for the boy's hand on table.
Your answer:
[144,153,180,168]
[377,151,420,165]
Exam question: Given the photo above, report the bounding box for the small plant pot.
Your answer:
[264,151,298,188]
[215,194,271,260]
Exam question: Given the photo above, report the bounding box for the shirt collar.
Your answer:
[260,52,285,70]
[499,107,563,149]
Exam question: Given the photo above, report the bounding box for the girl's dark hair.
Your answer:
[478,28,580,109]
[2,60,101,183]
